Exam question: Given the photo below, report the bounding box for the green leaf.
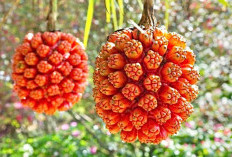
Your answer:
[165,0,170,30]
[137,0,143,10]
[84,0,95,48]
[111,0,118,30]
[218,0,229,7]
[105,0,111,23]
[118,0,124,27]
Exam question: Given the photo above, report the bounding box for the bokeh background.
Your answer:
[0,0,232,156]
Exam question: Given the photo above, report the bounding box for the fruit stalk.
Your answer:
[47,0,58,31]
[138,0,157,28]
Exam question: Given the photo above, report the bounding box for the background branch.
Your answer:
[67,110,113,155]
[0,0,20,30]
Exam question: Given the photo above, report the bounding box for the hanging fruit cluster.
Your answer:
[93,26,200,144]
[12,32,88,114]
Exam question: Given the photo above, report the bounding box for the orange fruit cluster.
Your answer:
[12,32,88,114]
[93,27,199,144]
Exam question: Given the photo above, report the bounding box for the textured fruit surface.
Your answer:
[93,26,200,144]
[12,32,88,115]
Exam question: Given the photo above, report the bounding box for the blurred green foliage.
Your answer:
[0,0,232,156]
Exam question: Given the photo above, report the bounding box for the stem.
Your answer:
[67,110,113,155]
[47,0,58,31]
[149,145,156,156]
[138,0,157,28]
[0,0,20,30]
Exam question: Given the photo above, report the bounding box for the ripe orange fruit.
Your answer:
[12,32,88,115]
[93,27,199,144]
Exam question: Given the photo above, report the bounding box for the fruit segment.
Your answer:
[166,46,187,64]
[130,108,148,129]
[121,128,137,143]
[124,40,143,59]
[141,119,160,137]
[151,36,168,56]
[181,65,200,84]
[100,79,117,95]
[150,106,171,125]
[110,93,131,113]
[138,94,157,111]
[108,54,126,69]
[99,97,112,110]
[108,71,127,88]
[143,74,161,92]
[169,97,194,121]
[144,50,163,70]
[122,83,141,101]
[163,115,182,135]
[159,85,181,104]
[124,63,143,81]
[161,62,182,83]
